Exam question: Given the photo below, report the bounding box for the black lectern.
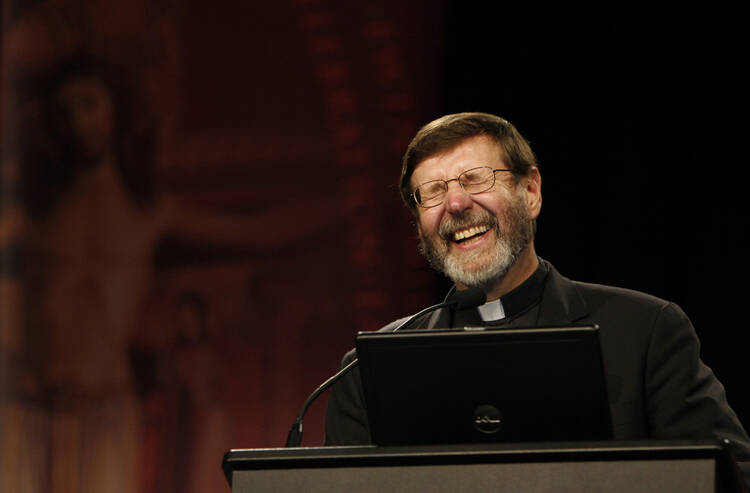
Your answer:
[223,440,744,492]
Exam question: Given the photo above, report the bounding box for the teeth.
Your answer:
[453,224,489,242]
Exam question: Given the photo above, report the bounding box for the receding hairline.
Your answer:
[407,134,509,186]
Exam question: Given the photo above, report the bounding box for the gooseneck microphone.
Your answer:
[285,287,487,447]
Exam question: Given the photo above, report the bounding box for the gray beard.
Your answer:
[418,193,533,291]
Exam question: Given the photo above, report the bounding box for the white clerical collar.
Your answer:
[477,298,505,322]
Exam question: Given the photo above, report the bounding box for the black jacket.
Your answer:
[324,261,750,485]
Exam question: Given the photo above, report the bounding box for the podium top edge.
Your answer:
[223,439,729,466]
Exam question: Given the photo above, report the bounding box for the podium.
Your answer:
[223,440,744,492]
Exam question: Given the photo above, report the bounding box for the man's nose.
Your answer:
[444,180,472,214]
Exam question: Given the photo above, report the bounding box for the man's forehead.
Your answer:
[411,136,505,182]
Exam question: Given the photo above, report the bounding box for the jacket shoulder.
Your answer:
[571,279,672,310]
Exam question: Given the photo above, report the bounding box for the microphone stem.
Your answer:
[286,358,359,447]
[285,294,478,447]
[392,301,450,332]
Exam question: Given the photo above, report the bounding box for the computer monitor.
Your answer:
[355,325,613,446]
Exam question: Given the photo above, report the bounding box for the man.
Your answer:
[324,112,750,485]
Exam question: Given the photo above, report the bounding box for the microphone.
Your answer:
[285,286,486,447]
[390,286,487,331]
[446,286,488,311]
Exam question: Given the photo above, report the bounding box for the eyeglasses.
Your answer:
[412,166,512,208]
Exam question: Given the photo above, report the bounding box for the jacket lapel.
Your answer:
[537,261,590,325]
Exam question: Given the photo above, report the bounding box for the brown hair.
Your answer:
[400,112,538,211]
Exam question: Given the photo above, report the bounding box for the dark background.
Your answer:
[438,5,748,424]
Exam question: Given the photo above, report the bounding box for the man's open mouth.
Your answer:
[451,224,490,244]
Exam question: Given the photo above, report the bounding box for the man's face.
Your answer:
[411,135,540,289]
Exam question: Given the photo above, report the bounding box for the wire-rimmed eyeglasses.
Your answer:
[412,166,512,208]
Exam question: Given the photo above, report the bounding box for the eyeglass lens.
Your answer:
[414,166,497,207]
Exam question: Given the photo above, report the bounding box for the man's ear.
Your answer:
[524,167,542,219]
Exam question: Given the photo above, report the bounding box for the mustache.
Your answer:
[437,210,499,241]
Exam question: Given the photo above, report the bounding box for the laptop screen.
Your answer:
[355,325,613,446]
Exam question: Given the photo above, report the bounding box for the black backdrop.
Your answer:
[438,4,748,424]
